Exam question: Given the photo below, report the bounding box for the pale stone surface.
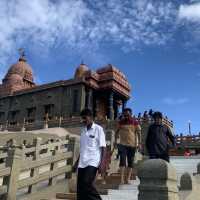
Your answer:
[171,157,200,181]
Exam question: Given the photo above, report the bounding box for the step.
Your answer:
[96,174,136,185]
[96,183,119,190]
[56,193,76,200]
[108,189,138,195]
[102,190,138,200]
[56,188,108,200]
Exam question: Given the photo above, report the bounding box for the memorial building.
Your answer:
[0,52,131,126]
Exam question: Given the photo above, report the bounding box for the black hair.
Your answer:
[80,108,93,117]
[152,112,163,119]
[123,108,132,114]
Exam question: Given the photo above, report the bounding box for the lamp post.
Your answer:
[188,120,191,136]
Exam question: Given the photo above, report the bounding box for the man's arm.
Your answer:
[99,147,107,173]
[166,127,176,147]
[72,155,79,173]
[98,127,107,173]
[145,126,151,152]
[135,124,142,146]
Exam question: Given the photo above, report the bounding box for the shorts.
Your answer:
[119,144,136,168]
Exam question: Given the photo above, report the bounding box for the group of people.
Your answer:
[73,108,176,200]
[137,109,154,120]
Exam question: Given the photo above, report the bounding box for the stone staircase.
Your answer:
[52,157,200,200]
[54,172,138,200]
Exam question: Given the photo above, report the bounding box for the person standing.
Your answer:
[114,108,141,184]
[146,111,175,162]
[73,109,107,200]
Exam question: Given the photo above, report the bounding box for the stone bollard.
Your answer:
[138,159,179,200]
[197,163,200,174]
[180,173,196,191]
[179,172,200,200]
[195,163,200,185]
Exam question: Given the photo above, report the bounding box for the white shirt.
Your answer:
[78,123,106,168]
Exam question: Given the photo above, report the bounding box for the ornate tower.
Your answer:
[0,50,35,97]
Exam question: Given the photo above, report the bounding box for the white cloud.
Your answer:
[177,2,200,50]
[163,97,189,105]
[179,3,200,22]
[0,0,178,80]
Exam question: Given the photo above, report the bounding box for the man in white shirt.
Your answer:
[74,109,107,200]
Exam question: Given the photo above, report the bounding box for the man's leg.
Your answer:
[77,168,85,200]
[119,145,126,184]
[149,154,170,162]
[126,146,136,183]
[149,154,159,159]
[160,154,170,162]
[81,166,101,200]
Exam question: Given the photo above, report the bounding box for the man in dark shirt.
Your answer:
[146,112,175,162]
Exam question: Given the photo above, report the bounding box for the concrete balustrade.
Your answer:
[0,136,75,200]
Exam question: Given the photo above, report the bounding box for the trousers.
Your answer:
[77,166,102,200]
[149,154,170,162]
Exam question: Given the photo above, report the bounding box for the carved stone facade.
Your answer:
[0,56,131,126]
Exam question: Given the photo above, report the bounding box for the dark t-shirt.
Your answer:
[146,124,175,155]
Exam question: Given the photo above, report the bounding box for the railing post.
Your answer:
[28,137,42,193]
[21,118,25,132]
[65,137,76,179]
[138,159,179,200]
[4,148,22,200]
[48,140,60,186]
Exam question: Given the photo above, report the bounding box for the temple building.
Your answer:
[0,53,131,126]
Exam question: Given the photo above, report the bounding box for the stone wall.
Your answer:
[0,82,85,126]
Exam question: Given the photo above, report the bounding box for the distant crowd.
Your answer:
[136,109,173,124]
[118,109,173,125]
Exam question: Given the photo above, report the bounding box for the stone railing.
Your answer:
[175,135,200,147]
[0,117,82,132]
[138,117,174,128]
[0,117,119,134]
[0,137,75,200]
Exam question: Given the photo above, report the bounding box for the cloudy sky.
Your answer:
[0,0,200,134]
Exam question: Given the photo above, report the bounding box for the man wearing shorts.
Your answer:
[114,108,141,184]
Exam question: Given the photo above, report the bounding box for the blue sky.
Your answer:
[0,0,200,134]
